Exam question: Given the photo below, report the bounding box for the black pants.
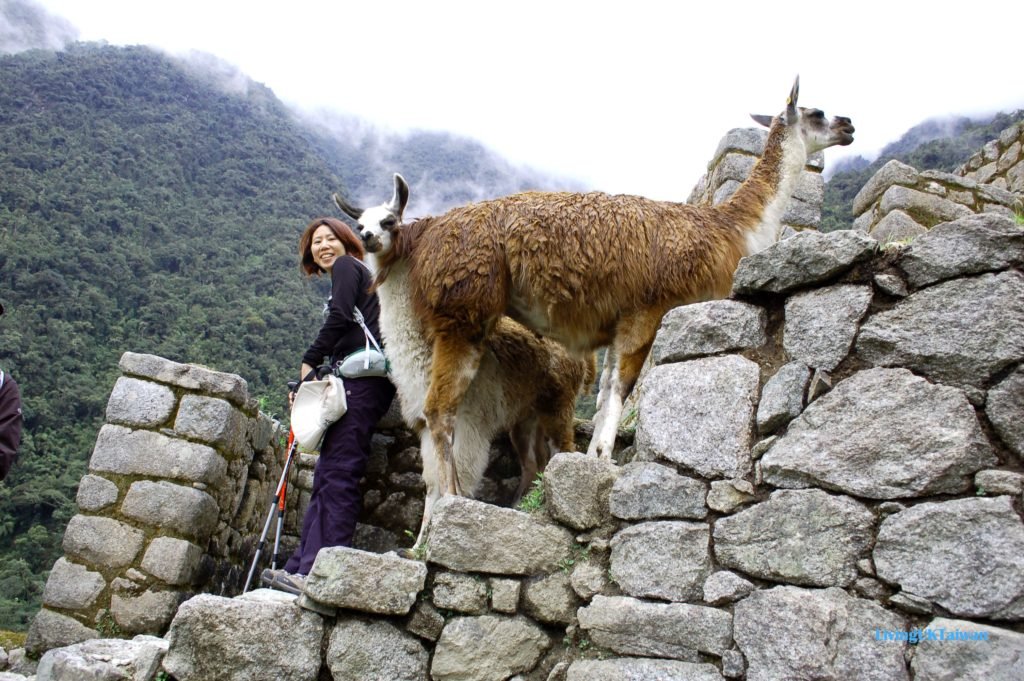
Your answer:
[284,375,395,575]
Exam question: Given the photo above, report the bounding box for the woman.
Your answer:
[264,217,395,594]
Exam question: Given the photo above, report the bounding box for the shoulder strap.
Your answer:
[353,307,384,355]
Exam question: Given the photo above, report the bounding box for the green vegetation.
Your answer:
[516,474,545,513]
[820,111,1024,232]
[557,543,591,574]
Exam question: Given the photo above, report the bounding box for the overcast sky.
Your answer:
[29,0,1024,201]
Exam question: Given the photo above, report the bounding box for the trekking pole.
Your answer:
[270,429,295,570]
[242,382,301,593]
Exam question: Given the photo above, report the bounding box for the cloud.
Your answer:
[0,0,77,54]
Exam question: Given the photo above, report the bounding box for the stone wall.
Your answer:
[852,122,1023,243]
[22,350,529,660]
[20,213,1024,681]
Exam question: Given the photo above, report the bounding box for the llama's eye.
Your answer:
[809,110,825,120]
[382,217,397,229]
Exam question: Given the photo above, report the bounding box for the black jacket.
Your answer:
[302,256,384,369]
[0,369,23,481]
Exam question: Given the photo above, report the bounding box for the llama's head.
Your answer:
[332,173,410,254]
[750,76,855,156]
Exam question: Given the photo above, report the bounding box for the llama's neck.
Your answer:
[367,249,433,427]
[721,123,808,257]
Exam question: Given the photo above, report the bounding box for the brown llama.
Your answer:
[339,188,594,545]
[337,77,854,496]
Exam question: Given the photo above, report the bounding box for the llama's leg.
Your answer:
[588,347,618,454]
[510,418,539,504]
[588,311,663,460]
[425,333,484,496]
[413,431,438,549]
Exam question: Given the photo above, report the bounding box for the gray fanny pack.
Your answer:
[336,307,390,379]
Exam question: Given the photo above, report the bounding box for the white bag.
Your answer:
[290,375,347,452]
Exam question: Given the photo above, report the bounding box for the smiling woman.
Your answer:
[260,216,396,598]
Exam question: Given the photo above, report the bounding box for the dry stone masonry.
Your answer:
[852,121,1023,243]
[8,123,1024,680]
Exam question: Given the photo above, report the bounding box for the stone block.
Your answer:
[106,377,176,428]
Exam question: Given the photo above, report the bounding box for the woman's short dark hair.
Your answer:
[299,217,365,276]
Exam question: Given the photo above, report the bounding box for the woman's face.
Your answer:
[311,224,346,272]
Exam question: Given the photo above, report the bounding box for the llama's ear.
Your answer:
[784,75,800,124]
[390,173,410,220]
[333,192,363,220]
[750,114,774,128]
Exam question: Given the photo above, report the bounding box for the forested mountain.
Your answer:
[820,110,1024,232]
[0,42,568,630]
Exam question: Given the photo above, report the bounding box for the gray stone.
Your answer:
[708,127,766,167]
[610,462,707,520]
[610,521,711,602]
[703,571,755,605]
[521,571,579,626]
[110,589,183,635]
[762,368,996,498]
[90,424,227,486]
[987,366,1024,457]
[635,356,758,479]
[651,301,767,364]
[911,617,1024,681]
[712,152,757,186]
[163,593,322,681]
[878,185,973,227]
[569,562,607,600]
[431,615,551,681]
[326,619,429,681]
[62,514,146,569]
[856,271,1024,389]
[874,496,1024,619]
[721,649,745,679]
[544,452,618,530]
[705,480,756,514]
[870,209,927,244]
[304,547,427,615]
[120,480,219,541]
[119,352,249,406]
[105,377,177,428]
[426,496,574,575]
[784,284,872,371]
[175,394,247,459]
[781,196,821,229]
[756,362,810,433]
[35,636,168,681]
[566,659,724,681]
[577,595,732,659]
[140,537,203,585]
[407,600,445,641]
[41,558,106,611]
[852,160,920,216]
[432,572,488,614]
[489,578,520,614]
[888,591,935,615]
[975,469,1024,495]
[732,230,876,296]
[900,213,1024,287]
[713,489,873,587]
[874,273,908,297]
[734,586,909,681]
[25,609,99,657]
[75,474,120,512]
[852,208,874,232]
